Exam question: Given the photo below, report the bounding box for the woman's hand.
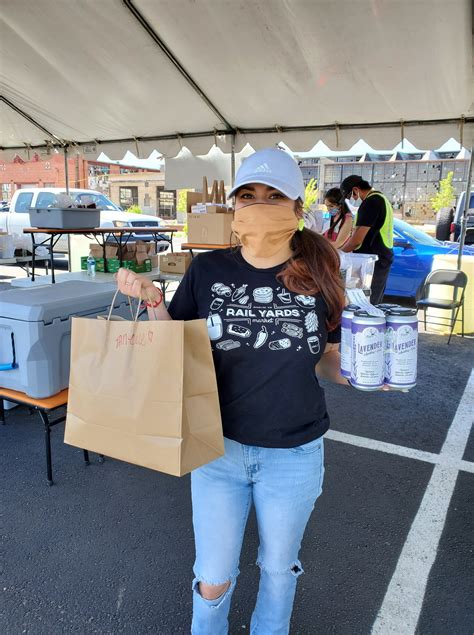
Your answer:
[115,268,162,303]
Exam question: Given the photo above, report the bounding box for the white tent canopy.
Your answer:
[1,0,473,165]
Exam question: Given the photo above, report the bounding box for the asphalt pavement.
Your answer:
[1,333,473,634]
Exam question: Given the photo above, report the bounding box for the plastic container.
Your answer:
[29,207,101,229]
[338,252,378,290]
[0,281,131,398]
[0,235,15,258]
[87,255,96,277]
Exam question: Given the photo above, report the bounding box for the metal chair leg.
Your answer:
[423,308,427,331]
[462,302,464,338]
[38,409,53,486]
[448,305,461,345]
[98,454,105,464]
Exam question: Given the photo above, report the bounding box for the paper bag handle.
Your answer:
[107,289,141,322]
[219,180,226,205]
[210,180,218,203]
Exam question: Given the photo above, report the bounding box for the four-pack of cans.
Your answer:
[341,304,418,391]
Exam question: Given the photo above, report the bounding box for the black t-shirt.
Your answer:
[355,192,393,266]
[168,248,340,448]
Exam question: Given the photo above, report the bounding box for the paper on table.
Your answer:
[346,288,386,317]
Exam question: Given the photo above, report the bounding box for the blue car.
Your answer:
[385,219,474,299]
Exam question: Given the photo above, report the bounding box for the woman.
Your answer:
[323,187,353,249]
[116,148,348,634]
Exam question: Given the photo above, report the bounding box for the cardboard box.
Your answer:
[131,259,152,273]
[159,252,192,274]
[187,212,234,245]
[81,257,120,273]
[186,191,202,214]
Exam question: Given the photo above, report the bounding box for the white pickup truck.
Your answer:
[1,188,170,253]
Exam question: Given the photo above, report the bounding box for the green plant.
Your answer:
[303,178,318,211]
[127,205,143,214]
[431,171,455,213]
[177,189,192,214]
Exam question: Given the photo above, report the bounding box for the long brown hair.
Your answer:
[277,201,345,331]
[231,195,345,331]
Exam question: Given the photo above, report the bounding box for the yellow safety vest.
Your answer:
[354,191,394,249]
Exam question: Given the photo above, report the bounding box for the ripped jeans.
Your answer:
[191,436,325,635]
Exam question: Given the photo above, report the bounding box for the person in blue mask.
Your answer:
[339,175,394,303]
[323,187,353,248]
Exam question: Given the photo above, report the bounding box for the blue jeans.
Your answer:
[191,436,325,635]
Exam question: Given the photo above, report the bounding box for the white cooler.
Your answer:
[0,281,133,398]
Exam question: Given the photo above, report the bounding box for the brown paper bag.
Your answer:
[64,302,224,476]
[135,251,148,265]
[105,245,118,259]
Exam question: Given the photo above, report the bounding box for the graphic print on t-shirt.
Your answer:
[205,281,321,354]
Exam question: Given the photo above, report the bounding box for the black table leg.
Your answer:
[83,450,90,464]
[49,237,55,284]
[102,237,107,273]
[31,235,37,282]
[0,399,5,424]
[38,409,53,485]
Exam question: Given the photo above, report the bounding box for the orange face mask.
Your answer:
[231,204,299,258]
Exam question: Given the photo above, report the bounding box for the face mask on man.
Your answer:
[349,189,362,208]
[231,204,298,258]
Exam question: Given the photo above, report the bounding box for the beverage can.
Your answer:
[351,310,385,390]
[340,304,360,378]
[375,303,399,313]
[385,307,418,390]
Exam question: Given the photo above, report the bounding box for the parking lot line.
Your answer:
[370,369,474,634]
[325,429,474,473]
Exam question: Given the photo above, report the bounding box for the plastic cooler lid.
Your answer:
[0,281,124,323]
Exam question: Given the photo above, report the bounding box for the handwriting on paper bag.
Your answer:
[116,330,154,349]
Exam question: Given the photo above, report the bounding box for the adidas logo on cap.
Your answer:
[253,162,272,174]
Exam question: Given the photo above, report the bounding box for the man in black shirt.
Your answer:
[340,175,394,304]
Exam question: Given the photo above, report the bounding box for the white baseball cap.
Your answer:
[228,148,305,201]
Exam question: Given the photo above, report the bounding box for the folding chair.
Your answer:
[416,269,468,344]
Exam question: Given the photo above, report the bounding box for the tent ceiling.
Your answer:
[1,0,473,161]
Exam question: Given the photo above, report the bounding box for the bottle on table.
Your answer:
[87,254,96,278]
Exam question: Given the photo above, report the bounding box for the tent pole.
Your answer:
[63,146,72,271]
[457,146,473,270]
[64,146,70,194]
[231,134,236,187]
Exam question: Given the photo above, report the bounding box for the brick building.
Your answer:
[0,152,166,211]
